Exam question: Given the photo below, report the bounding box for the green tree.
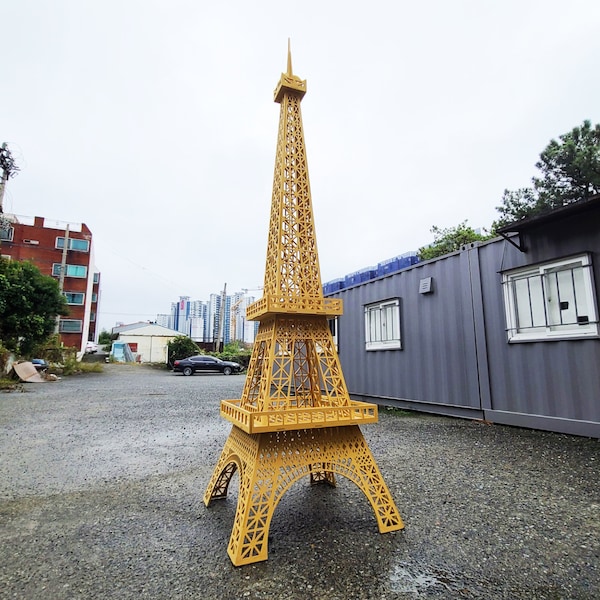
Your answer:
[167,335,200,367]
[98,328,117,352]
[495,120,600,228]
[98,330,112,345]
[418,221,491,261]
[0,257,68,355]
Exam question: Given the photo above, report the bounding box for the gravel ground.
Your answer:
[1,363,598,599]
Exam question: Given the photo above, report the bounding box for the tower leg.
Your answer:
[204,459,238,503]
[204,425,403,566]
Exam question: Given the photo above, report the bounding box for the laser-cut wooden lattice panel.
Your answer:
[204,425,404,566]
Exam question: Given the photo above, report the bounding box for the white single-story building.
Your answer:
[111,322,183,364]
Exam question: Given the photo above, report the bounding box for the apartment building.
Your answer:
[158,292,258,346]
[0,213,100,354]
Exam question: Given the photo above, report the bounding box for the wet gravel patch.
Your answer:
[1,364,598,599]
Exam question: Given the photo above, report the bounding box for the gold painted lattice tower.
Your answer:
[204,44,404,566]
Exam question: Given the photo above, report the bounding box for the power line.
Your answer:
[99,311,159,316]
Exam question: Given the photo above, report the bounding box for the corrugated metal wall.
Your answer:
[478,218,600,436]
[338,250,483,417]
[332,212,600,437]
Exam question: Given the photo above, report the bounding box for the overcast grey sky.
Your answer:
[2,0,600,335]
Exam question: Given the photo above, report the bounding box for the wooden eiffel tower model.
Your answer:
[204,44,404,566]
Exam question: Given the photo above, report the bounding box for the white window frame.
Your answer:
[364,298,402,351]
[56,237,90,252]
[502,254,599,342]
[58,319,83,333]
[64,291,85,305]
[0,226,14,242]
[52,263,88,278]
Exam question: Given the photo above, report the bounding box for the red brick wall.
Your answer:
[1,217,96,350]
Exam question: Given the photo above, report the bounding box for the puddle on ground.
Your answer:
[389,561,485,597]
[389,562,440,594]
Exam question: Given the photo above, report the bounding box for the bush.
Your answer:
[0,377,23,392]
[167,336,200,367]
[58,358,103,376]
[219,350,252,369]
[0,342,10,376]
[27,335,102,375]
[30,334,77,364]
[98,329,117,352]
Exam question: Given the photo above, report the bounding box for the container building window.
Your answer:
[364,298,401,350]
[502,254,599,342]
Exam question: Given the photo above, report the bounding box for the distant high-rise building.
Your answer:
[155,313,173,329]
[188,300,207,342]
[160,291,258,346]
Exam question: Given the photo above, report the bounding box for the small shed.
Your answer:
[111,322,183,364]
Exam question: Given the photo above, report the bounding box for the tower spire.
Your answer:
[274,40,306,103]
[287,38,293,75]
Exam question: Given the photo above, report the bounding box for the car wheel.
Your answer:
[223,366,232,376]
[182,366,194,376]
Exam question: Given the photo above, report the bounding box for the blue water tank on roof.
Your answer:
[361,267,378,281]
[377,257,401,276]
[323,278,345,295]
[344,271,362,287]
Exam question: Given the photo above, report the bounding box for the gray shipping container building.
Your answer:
[327,196,600,438]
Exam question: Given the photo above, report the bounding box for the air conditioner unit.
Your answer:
[23,239,40,245]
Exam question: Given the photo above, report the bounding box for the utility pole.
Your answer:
[0,143,19,214]
[0,143,19,246]
[55,224,70,333]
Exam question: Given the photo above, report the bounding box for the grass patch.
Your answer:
[52,360,104,376]
[0,378,24,392]
[383,406,419,417]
